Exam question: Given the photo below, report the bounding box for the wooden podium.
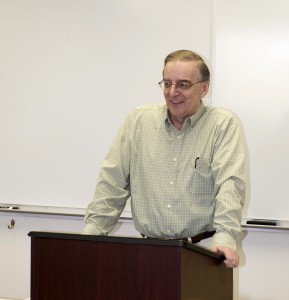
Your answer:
[28,232,232,300]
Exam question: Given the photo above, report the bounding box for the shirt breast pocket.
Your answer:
[191,158,214,196]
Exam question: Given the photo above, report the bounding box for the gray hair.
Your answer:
[163,50,210,81]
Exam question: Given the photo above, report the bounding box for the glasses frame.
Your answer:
[158,79,205,91]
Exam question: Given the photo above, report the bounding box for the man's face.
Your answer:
[163,60,209,123]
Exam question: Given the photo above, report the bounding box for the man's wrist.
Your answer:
[83,222,102,235]
[211,232,236,250]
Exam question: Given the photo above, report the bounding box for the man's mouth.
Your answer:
[171,100,184,105]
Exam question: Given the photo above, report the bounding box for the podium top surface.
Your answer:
[28,231,224,261]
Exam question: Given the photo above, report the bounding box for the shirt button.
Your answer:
[167,204,171,209]
[173,158,177,162]
[169,181,174,185]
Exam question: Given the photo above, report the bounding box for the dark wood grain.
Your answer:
[29,232,232,300]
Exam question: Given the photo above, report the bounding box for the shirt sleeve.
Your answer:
[83,114,132,235]
[211,115,246,250]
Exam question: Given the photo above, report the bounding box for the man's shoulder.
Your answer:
[134,103,166,112]
[205,105,237,122]
[129,103,167,119]
[122,103,167,131]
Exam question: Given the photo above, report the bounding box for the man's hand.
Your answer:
[211,245,239,268]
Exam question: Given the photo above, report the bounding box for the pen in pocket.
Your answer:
[194,157,199,169]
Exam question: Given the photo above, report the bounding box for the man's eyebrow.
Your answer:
[163,79,191,82]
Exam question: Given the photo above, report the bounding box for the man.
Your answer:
[84,50,246,268]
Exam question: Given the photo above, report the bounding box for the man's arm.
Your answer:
[211,114,246,266]
[84,115,133,235]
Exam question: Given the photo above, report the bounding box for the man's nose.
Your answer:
[168,84,179,96]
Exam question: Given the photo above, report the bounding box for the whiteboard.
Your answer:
[0,0,212,210]
[213,0,289,220]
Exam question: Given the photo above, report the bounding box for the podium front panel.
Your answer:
[29,232,232,300]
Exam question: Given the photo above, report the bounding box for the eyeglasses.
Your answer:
[158,80,204,91]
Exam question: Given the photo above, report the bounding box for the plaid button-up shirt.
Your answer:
[84,101,246,250]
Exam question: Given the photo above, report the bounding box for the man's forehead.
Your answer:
[163,60,200,78]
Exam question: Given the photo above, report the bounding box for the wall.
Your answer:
[1,212,289,300]
[2,0,289,221]
[0,0,212,210]
[0,212,139,299]
[237,229,289,300]
[1,1,289,299]
[213,0,289,220]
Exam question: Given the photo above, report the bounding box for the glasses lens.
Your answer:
[159,80,171,89]
[158,80,201,90]
[177,82,191,90]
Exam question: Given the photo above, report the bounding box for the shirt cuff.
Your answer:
[82,222,103,235]
[211,231,237,250]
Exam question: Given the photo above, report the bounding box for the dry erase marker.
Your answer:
[0,206,19,210]
[246,219,277,226]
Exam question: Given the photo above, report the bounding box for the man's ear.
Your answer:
[201,81,210,98]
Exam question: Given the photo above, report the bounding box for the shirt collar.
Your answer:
[164,100,206,128]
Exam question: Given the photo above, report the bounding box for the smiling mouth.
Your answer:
[171,100,184,105]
